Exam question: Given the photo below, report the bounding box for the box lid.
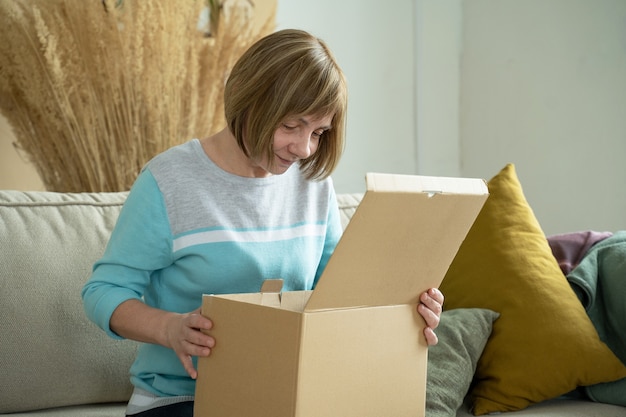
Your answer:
[304,172,488,312]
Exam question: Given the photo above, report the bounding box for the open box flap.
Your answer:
[304,172,489,312]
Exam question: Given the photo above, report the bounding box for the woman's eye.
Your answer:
[282,124,297,130]
[312,130,324,139]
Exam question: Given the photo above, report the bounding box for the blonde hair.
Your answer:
[224,29,348,180]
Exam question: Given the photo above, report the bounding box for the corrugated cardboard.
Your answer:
[194,173,489,417]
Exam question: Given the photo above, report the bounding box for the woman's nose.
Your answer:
[289,134,313,159]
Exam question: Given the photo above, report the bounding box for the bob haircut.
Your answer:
[223,29,348,180]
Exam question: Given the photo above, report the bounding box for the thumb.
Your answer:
[179,353,198,379]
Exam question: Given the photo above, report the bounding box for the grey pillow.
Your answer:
[426,308,499,417]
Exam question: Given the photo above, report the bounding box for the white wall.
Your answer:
[460,0,626,234]
[0,115,44,191]
[414,0,462,178]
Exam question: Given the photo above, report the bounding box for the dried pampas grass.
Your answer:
[0,0,275,192]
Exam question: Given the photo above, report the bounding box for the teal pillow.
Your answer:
[426,308,499,417]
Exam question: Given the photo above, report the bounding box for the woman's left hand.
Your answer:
[417,288,444,346]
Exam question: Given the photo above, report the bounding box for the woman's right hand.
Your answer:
[110,300,215,380]
[164,308,215,379]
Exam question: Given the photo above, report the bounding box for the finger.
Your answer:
[429,288,445,306]
[181,338,212,358]
[420,290,443,316]
[424,327,439,346]
[418,303,441,330]
[184,327,215,350]
[179,353,198,379]
[187,313,213,331]
[172,342,209,381]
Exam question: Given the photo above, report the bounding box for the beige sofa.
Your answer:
[1,190,625,417]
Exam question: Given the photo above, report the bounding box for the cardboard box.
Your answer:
[194,173,488,417]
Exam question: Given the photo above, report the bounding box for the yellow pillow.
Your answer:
[440,164,626,415]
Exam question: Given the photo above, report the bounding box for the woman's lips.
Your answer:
[276,155,296,167]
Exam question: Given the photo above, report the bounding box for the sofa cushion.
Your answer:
[455,397,626,417]
[1,403,127,417]
[440,164,626,415]
[0,191,137,413]
[335,193,362,230]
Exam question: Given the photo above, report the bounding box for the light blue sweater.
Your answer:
[82,139,342,397]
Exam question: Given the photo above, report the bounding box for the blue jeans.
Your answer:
[127,401,194,417]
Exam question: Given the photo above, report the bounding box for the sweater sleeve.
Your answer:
[81,169,173,339]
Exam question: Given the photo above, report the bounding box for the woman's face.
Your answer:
[255,114,333,176]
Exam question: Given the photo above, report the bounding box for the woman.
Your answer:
[82,28,444,417]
